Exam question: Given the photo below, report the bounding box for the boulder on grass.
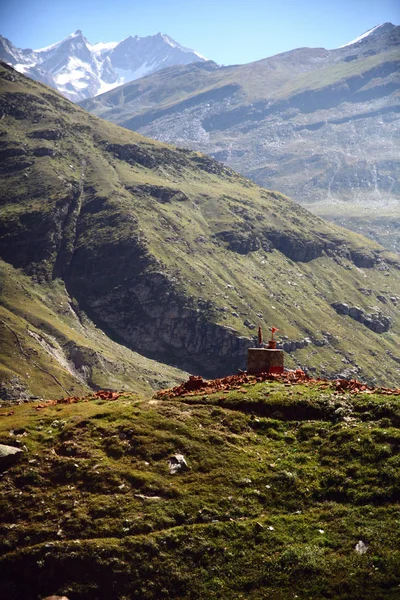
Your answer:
[0,444,23,471]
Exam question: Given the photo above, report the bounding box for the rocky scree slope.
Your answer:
[0,380,399,599]
[81,23,400,252]
[0,30,207,102]
[0,62,400,396]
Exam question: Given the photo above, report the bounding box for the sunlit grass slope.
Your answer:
[0,380,399,598]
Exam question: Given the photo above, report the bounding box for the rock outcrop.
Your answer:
[331,303,392,333]
[0,444,23,471]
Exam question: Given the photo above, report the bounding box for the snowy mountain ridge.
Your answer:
[338,23,387,48]
[0,30,208,101]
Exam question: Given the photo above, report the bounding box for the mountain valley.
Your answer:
[0,61,400,400]
[1,21,400,597]
[81,23,400,252]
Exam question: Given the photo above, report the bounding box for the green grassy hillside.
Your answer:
[1,377,399,598]
[1,61,400,395]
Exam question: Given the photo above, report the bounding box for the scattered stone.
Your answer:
[134,494,162,501]
[106,143,156,168]
[0,444,23,471]
[168,453,189,474]
[130,183,189,204]
[282,341,295,353]
[28,128,63,140]
[332,302,391,333]
[331,302,349,315]
[32,147,57,157]
[243,319,256,329]
[156,370,400,401]
[364,315,391,334]
[350,250,376,268]
[355,540,368,554]
[314,339,327,347]
[348,307,365,322]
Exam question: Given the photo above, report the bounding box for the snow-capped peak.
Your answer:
[2,30,208,102]
[158,33,208,59]
[159,33,182,49]
[35,30,85,53]
[338,24,385,48]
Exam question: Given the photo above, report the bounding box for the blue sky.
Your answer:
[1,0,399,64]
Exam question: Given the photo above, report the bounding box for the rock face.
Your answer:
[0,31,207,102]
[82,23,400,252]
[0,376,32,402]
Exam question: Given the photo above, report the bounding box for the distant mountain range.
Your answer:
[81,23,400,252]
[0,30,207,101]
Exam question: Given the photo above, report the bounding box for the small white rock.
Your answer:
[355,540,368,554]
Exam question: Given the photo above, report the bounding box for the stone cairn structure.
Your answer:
[247,326,284,375]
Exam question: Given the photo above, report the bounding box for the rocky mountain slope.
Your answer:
[1,377,399,598]
[81,23,400,252]
[0,258,187,401]
[1,61,400,400]
[0,30,206,102]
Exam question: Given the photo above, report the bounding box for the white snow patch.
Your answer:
[88,41,119,54]
[95,79,121,96]
[194,51,208,60]
[14,63,33,73]
[94,61,159,97]
[338,24,383,48]
[115,62,158,82]
[53,57,94,94]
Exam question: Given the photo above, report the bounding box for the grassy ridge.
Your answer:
[83,48,399,117]
[1,380,399,598]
